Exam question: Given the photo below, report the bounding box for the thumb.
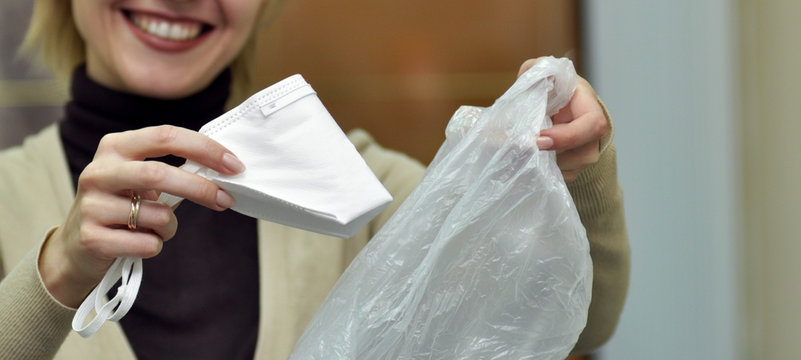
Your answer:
[517,56,548,77]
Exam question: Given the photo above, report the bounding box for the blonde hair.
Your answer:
[20,0,285,102]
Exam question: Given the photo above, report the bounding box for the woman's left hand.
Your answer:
[518,58,608,182]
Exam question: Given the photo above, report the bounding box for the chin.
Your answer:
[111,58,218,99]
[128,76,212,99]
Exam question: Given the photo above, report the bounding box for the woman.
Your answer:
[0,0,629,359]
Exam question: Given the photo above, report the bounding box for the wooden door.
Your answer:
[253,0,582,164]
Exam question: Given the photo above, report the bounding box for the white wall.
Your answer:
[583,1,742,359]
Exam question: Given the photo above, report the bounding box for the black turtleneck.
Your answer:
[60,65,259,360]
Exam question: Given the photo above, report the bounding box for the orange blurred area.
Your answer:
[254,0,581,164]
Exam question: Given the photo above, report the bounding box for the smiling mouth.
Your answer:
[123,10,212,42]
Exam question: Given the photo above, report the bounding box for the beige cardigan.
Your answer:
[0,124,629,359]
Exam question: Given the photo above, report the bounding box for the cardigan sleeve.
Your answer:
[0,228,76,360]
[568,142,630,354]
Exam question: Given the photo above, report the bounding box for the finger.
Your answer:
[138,189,160,202]
[86,195,178,240]
[517,57,548,77]
[552,78,600,125]
[562,169,581,183]
[539,111,607,152]
[555,141,601,172]
[130,199,178,241]
[96,125,245,175]
[80,223,164,260]
[88,160,235,211]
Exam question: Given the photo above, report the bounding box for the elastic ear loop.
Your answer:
[71,191,187,337]
[72,257,142,337]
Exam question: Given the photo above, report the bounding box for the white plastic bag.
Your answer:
[288,57,592,360]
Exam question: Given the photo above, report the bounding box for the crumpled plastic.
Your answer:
[288,56,593,360]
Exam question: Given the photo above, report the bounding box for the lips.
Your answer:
[122,9,213,52]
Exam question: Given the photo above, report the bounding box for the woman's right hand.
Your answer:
[38,125,245,308]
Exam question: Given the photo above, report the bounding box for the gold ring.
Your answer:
[128,193,141,231]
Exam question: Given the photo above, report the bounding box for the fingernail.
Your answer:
[216,189,236,209]
[536,136,554,150]
[222,153,246,174]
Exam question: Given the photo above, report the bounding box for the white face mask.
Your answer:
[73,75,393,337]
[162,74,393,237]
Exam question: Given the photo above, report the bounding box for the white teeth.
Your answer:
[169,24,184,39]
[156,22,169,38]
[147,21,159,35]
[130,13,202,41]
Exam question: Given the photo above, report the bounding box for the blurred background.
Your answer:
[2,0,799,359]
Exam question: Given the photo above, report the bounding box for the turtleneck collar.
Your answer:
[64,63,230,133]
[60,64,231,185]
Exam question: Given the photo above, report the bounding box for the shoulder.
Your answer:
[0,124,73,271]
[347,128,427,233]
[347,128,426,187]
[0,125,67,197]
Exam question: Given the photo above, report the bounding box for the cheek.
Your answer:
[71,0,119,64]
[214,1,263,66]
[71,1,97,47]
[225,0,265,35]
